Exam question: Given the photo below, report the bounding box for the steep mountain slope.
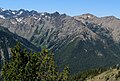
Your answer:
[86,68,120,81]
[55,22,120,73]
[0,26,39,69]
[0,8,120,74]
[0,9,97,50]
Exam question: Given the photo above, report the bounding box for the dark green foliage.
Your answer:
[55,38,120,74]
[2,42,70,81]
[0,26,40,71]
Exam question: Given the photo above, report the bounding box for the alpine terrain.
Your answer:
[0,8,120,74]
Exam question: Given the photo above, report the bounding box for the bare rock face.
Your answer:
[1,8,120,74]
[0,9,98,50]
[74,14,120,42]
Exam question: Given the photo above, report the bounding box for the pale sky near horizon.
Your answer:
[0,0,120,18]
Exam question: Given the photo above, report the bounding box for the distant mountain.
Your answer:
[0,8,120,74]
[74,13,120,42]
[0,26,39,69]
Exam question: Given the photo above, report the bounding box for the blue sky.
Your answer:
[0,0,120,18]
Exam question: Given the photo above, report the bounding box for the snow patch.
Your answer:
[0,15,5,19]
[41,13,44,16]
[38,18,41,20]
[11,21,17,24]
[19,11,23,14]
[33,17,38,19]
[12,11,16,14]
[87,15,91,18]
[45,16,48,18]
[1,8,6,11]
[16,18,23,22]
[17,11,23,15]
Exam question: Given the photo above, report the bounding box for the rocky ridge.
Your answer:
[0,8,120,74]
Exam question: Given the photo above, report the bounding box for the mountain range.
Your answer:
[0,8,120,74]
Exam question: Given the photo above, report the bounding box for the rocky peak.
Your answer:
[74,13,97,21]
[80,13,97,19]
[52,11,60,15]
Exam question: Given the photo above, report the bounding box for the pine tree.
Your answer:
[2,42,70,81]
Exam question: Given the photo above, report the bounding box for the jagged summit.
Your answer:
[0,8,6,11]
[0,8,119,21]
[0,8,63,18]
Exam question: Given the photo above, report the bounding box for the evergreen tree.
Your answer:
[2,43,70,81]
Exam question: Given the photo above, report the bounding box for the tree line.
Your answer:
[2,43,70,81]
